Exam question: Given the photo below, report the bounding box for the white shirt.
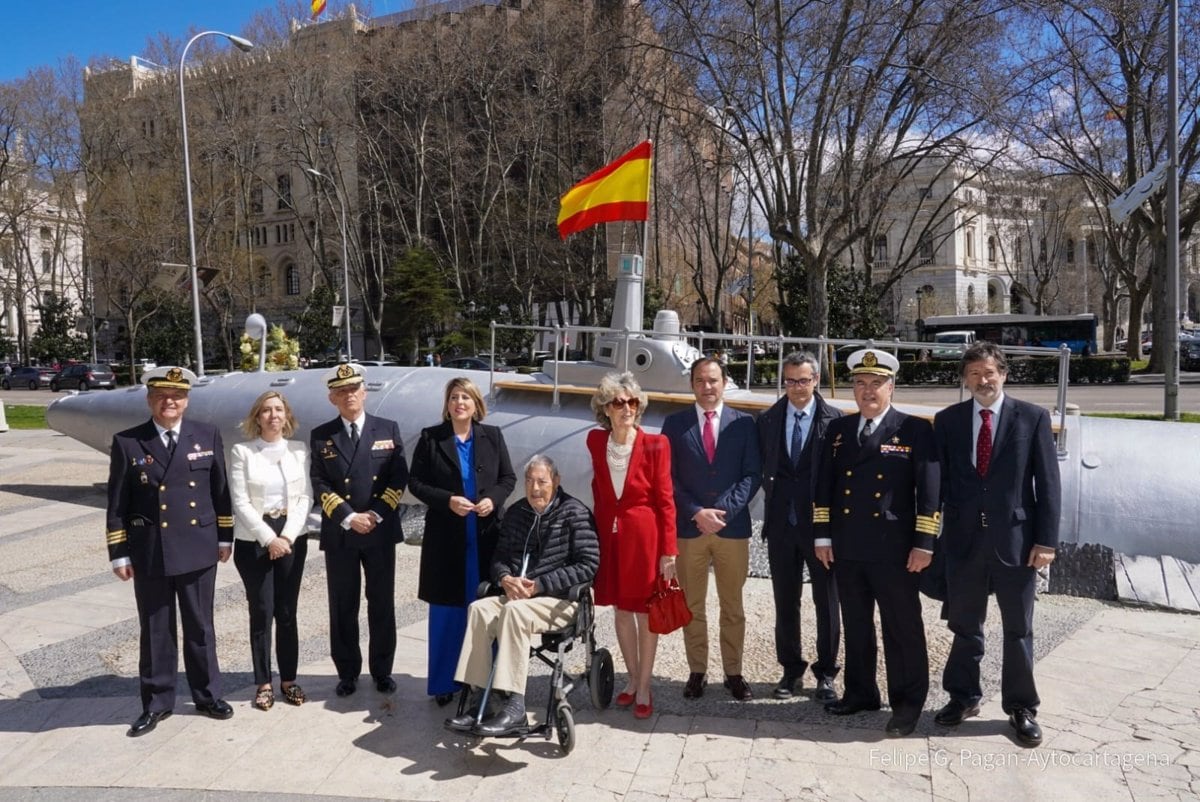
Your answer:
[694,402,724,450]
[971,393,1005,469]
[152,421,181,451]
[341,413,367,440]
[856,405,892,439]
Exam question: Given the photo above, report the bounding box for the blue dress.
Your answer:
[426,435,479,696]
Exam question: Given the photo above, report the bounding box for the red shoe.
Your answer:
[615,691,636,707]
[634,692,653,719]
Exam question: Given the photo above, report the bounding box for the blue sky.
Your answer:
[0,1,413,83]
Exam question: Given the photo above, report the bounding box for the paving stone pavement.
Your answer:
[1,429,1198,801]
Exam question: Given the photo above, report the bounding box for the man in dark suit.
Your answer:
[662,357,762,701]
[813,349,940,737]
[105,366,235,737]
[756,351,842,702]
[310,363,409,697]
[932,341,1060,747]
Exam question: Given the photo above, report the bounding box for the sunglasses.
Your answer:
[607,397,640,410]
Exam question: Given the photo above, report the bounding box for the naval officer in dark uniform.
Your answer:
[310,363,409,697]
[813,349,940,737]
[755,350,842,702]
[105,366,235,737]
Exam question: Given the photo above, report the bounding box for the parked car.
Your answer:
[2,366,55,390]
[440,356,513,372]
[356,360,400,367]
[51,363,117,392]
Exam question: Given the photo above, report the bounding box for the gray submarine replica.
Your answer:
[45,257,1200,611]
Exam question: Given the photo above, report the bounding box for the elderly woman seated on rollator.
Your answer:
[446,454,599,736]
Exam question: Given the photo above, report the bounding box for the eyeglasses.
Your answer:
[782,377,815,388]
[607,397,640,410]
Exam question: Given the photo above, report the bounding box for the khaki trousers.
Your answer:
[676,532,749,676]
[454,596,578,695]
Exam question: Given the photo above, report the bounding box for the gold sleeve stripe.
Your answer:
[320,492,344,516]
[915,514,941,535]
[812,506,831,523]
[217,516,234,528]
[380,488,403,509]
[106,530,127,545]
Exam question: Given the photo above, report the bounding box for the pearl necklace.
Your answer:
[606,434,634,471]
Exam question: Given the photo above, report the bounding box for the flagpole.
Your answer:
[641,139,654,266]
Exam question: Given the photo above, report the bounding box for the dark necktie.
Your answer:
[790,411,806,468]
[702,410,716,464]
[166,430,177,455]
[859,417,874,445]
[977,409,993,477]
[350,421,360,446]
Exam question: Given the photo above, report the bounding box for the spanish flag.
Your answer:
[557,141,652,240]
[312,0,327,20]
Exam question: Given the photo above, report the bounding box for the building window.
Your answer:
[258,265,272,296]
[918,186,933,201]
[967,284,977,314]
[41,251,52,273]
[965,226,976,261]
[285,264,300,296]
[1014,240,1023,266]
[277,174,292,210]
[917,233,934,265]
[1066,238,1075,264]
[987,236,997,264]
[1087,236,1099,266]
[250,186,263,215]
[873,235,888,266]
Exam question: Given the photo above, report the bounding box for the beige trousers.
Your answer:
[454,595,578,695]
[676,532,749,676]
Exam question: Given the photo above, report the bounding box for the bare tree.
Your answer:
[1008,0,1200,363]
[639,0,1019,336]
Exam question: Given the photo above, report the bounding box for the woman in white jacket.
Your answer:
[230,391,313,711]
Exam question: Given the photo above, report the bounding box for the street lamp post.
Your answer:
[179,30,254,376]
[304,167,352,362]
[467,300,477,355]
[916,286,925,322]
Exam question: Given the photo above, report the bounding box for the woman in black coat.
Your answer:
[409,376,516,704]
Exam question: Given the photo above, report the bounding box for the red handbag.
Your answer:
[646,577,692,635]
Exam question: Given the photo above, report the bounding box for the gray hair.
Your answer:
[782,350,821,378]
[589,371,649,429]
[524,454,560,481]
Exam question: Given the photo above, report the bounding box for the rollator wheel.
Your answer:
[589,647,615,710]
[554,701,576,754]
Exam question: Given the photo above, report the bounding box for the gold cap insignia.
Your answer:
[862,351,878,368]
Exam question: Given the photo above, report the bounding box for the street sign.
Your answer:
[1109,161,1170,224]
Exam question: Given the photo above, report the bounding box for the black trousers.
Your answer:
[835,559,928,723]
[942,545,1039,713]
[132,563,220,714]
[325,540,397,681]
[766,527,841,679]
[233,519,308,686]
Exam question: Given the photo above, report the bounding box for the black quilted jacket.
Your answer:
[491,488,599,598]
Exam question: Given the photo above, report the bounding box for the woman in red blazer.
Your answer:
[587,372,677,719]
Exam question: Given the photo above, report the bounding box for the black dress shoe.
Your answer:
[375,676,397,694]
[127,709,171,737]
[885,715,917,737]
[772,672,801,700]
[935,699,981,727]
[434,692,456,707]
[195,699,234,720]
[335,678,357,697]
[1009,708,1043,747]
[475,708,527,736]
[813,677,837,703]
[825,698,882,716]
[683,672,707,699]
[724,675,753,701]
